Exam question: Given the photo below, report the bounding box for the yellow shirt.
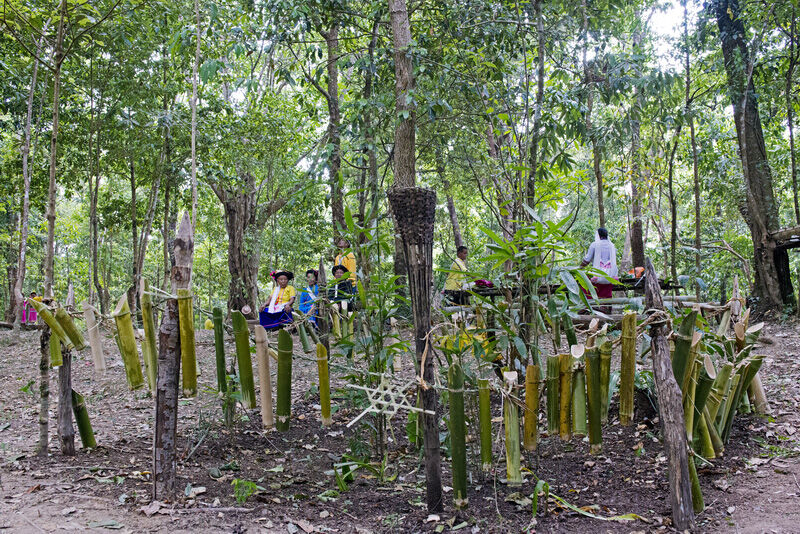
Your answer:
[444,258,468,290]
[335,252,357,284]
[274,285,297,304]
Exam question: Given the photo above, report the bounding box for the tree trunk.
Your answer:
[190,0,200,231]
[58,347,75,455]
[387,188,441,513]
[153,212,193,499]
[44,0,68,298]
[788,8,799,225]
[685,2,702,299]
[221,193,259,316]
[129,156,139,313]
[582,0,605,227]
[714,0,794,310]
[526,0,545,210]
[324,22,344,236]
[667,125,683,283]
[644,258,695,530]
[436,146,463,248]
[629,19,646,269]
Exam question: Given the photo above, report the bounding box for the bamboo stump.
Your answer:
[82,301,106,376]
[153,212,192,500]
[58,348,75,456]
[644,258,694,530]
[254,325,273,429]
[388,187,441,513]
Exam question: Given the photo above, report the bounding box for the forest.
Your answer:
[2,0,800,532]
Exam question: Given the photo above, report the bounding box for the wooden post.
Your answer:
[254,325,273,429]
[82,300,106,376]
[153,212,192,500]
[644,257,695,530]
[58,348,75,455]
[387,187,442,513]
[37,327,50,456]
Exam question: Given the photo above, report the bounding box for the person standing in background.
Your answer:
[444,246,470,305]
[580,228,618,299]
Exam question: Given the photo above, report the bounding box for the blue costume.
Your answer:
[298,284,319,325]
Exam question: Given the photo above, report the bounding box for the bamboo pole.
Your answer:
[212,307,226,393]
[177,288,197,397]
[54,307,87,351]
[585,346,602,454]
[558,353,572,441]
[112,295,144,390]
[747,373,769,414]
[140,280,158,391]
[71,389,96,448]
[703,409,724,457]
[523,364,539,451]
[562,313,577,348]
[691,355,716,442]
[448,362,467,508]
[297,322,313,353]
[28,299,71,349]
[619,312,637,426]
[683,360,699,442]
[503,392,522,483]
[478,378,492,471]
[316,343,332,426]
[276,328,293,432]
[599,339,612,424]
[716,373,740,436]
[231,311,256,409]
[681,332,702,394]
[58,348,75,455]
[706,362,734,423]
[82,301,106,376]
[721,355,764,443]
[695,411,715,459]
[254,326,273,429]
[50,331,63,367]
[688,456,704,512]
[546,355,560,436]
[672,310,698,389]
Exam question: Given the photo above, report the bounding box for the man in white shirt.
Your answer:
[579,227,618,299]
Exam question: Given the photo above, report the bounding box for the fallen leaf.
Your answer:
[295,518,315,533]
[88,519,123,530]
[140,501,163,517]
[61,507,77,516]
[425,514,440,523]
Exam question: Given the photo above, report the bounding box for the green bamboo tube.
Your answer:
[306,322,320,344]
[688,456,704,513]
[551,311,562,352]
[619,311,637,426]
[330,310,341,339]
[503,394,522,484]
[28,299,71,349]
[682,333,702,394]
[50,331,63,367]
[672,310,697,389]
[683,360,699,442]
[695,411,716,459]
[572,366,587,436]
[112,295,144,390]
[177,288,197,397]
[71,389,96,448]
[716,373,740,437]
[523,364,539,451]
[212,307,227,393]
[740,389,752,414]
[232,311,256,409]
[692,355,716,441]
[598,340,612,424]
[562,313,578,348]
[585,346,602,454]
[297,323,313,353]
[276,328,293,432]
[140,281,158,390]
[721,355,764,443]
[546,355,560,435]
[706,362,734,423]
[704,408,724,457]
[748,373,769,414]
[448,362,468,508]
[54,307,87,351]
[316,343,332,426]
[254,326,274,429]
[716,308,731,336]
[478,378,492,471]
[558,354,572,441]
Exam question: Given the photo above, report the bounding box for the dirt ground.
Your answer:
[1,318,799,533]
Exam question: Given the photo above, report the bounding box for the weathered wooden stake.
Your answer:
[153,212,192,500]
[37,327,50,456]
[82,301,106,376]
[58,348,75,455]
[644,257,695,530]
[254,325,273,429]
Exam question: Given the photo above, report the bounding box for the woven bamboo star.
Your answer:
[346,374,434,428]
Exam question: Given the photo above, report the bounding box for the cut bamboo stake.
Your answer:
[58,348,75,455]
[585,346,602,454]
[140,280,158,390]
[523,364,539,451]
[706,362,734,423]
[599,339,612,424]
[717,373,740,436]
[546,355,560,436]
[297,322,313,353]
[478,378,492,471]
[619,311,637,426]
[721,356,764,443]
[50,331,63,367]
[54,307,87,351]
[82,301,106,376]
[683,360,699,442]
[672,310,698,389]
[29,299,71,349]
[703,409,724,457]
[112,295,145,390]
[563,313,578,348]
[695,411,715,459]
[212,307,226,393]
[503,374,522,484]
[691,355,716,442]
[449,362,467,508]
[681,332,702,394]
[316,343,332,426]
[558,353,572,441]
[231,311,256,409]
[688,456,704,512]
[177,288,197,397]
[254,326,273,429]
[276,328,293,431]
[747,373,769,414]
[71,389,96,448]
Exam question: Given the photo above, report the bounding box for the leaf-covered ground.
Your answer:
[1,320,799,533]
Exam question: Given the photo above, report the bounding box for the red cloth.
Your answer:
[583,282,613,300]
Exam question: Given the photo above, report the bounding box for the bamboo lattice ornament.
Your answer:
[346,374,434,428]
